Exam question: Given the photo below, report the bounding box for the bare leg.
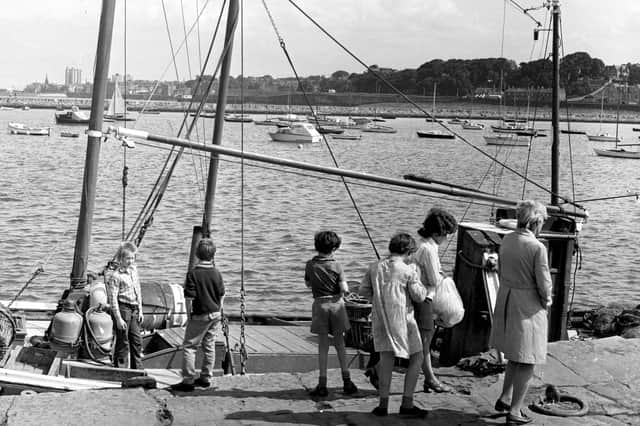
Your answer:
[333,333,348,371]
[498,360,515,403]
[403,351,424,400]
[420,328,437,382]
[317,333,329,378]
[378,351,395,399]
[509,362,535,416]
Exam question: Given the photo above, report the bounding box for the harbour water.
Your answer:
[1,109,638,316]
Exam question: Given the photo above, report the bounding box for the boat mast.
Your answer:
[70,0,116,288]
[550,0,560,205]
[189,0,239,269]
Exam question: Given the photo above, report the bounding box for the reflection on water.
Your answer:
[1,109,638,316]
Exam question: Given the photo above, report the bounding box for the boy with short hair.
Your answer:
[305,230,357,397]
[171,238,225,392]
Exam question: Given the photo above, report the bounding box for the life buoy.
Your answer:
[529,394,589,417]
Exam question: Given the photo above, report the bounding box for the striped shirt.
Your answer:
[107,265,142,313]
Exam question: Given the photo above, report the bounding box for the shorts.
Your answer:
[414,298,434,331]
[310,295,350,336]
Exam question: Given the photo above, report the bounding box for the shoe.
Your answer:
[170,382,195,392]
[371,406,388,417]
[194,377,211,388]
[343,380,358,395]
[399,406,429,419]
[506,411,533,425]
[494,398,510,412]
[424,380,453,393]
[309,385,328,397]
[364,368,379,390]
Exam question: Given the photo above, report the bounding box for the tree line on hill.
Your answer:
[202,52,639,100]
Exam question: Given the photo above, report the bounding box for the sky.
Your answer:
[1,0,639,90]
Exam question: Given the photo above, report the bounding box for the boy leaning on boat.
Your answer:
[305,230,358,397]
[171,237,225,392]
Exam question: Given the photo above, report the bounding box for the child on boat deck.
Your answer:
[106,241,143,369]
[305,230,358,397]
[171,238,225,392]
[358,233,428,418]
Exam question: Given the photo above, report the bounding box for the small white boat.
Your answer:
[269,122,321,143]
[8,122,51,136]
[484,134,530,147]
[361,124,397,134]
[587,133,620,142]
[461,121,485,130]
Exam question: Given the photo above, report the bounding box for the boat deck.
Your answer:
[23,320,369,376]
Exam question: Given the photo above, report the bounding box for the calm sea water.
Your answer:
[1,108,638,316]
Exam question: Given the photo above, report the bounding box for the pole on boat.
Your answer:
[113,127,589,220]
[70,0,116,288]
[187,0,239,272]
[550,0,560,205]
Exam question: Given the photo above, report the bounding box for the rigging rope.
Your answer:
[262,0,380,259]
[124,1,230,248]
[285,0,583,212]
[239,0,248,374]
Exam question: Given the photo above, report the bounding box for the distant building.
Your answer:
[65,67,82,86]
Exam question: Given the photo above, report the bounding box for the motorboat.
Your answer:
[8,122,51,136]
[461,121,485,130]
[269,122,321,143]
[316,126,344,135]
[55,106,90,124]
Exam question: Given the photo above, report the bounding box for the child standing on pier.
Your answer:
[171,238,225,392]
[305,230,358,397]
[359,233,428,418]
[107,241,143,369]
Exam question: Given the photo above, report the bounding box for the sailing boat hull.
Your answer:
[593,148,640,159]
[587,134,620,142]
[417,131,455,139]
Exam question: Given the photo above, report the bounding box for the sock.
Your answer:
[318,376,327,388]
[401,395,414,409]
[378,397,389,409]
[341,371,351,382]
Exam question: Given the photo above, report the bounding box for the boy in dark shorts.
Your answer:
[305,231,358,397]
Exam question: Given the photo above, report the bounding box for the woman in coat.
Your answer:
[490,200,552,425]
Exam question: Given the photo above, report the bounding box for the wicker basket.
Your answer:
[344,299,373,351]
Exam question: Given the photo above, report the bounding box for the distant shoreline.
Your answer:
[3,96,640,125]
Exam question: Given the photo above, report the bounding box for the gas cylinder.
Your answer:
[89,281,108,307]
[86,305,114,350]
[50,301,83,346]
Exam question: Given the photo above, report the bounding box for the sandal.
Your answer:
[424,380,453,393]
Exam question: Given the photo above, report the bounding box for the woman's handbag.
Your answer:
[432,277,465,328]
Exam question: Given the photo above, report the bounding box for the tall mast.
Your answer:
[188,0,239,270]
[550,0,560,205]
[70,0,116,287]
